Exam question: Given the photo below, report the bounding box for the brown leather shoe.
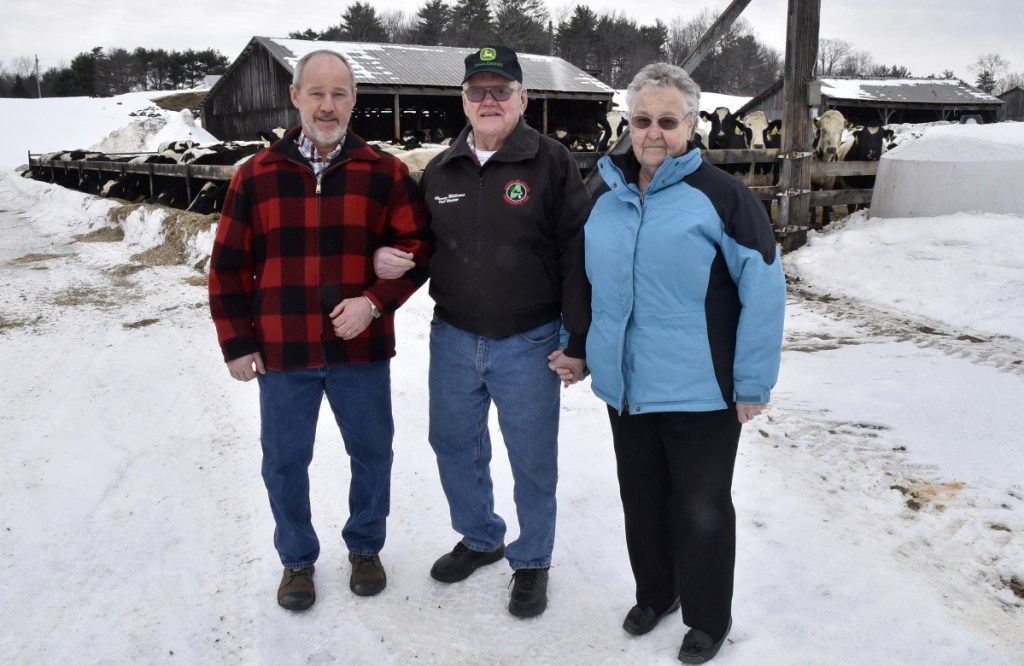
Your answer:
[278,565,315,611]
[349,552,387,596]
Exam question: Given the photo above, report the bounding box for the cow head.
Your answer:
[740,111,771,149]
[849,125,891,161]
[813,110,848,161]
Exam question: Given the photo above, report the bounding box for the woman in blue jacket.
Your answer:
[582,62,785,663]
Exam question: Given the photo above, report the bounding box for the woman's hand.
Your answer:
[737,403,767,424]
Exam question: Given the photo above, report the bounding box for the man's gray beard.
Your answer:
[305,120,346,146]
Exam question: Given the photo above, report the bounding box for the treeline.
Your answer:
[10,1,1015,100]
[286,0,786,93]
[0,47,230,98]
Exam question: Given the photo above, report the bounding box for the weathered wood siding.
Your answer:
[999,88,1024,121]
[203,48,297,141]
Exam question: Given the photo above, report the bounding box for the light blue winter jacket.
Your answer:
[585,147,785,414]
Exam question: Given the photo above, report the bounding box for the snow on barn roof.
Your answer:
[820,77,1003,106]
[255,37,614,97]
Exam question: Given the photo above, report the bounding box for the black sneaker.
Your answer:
[430,542,505,583]
[508,567,549,618]
[678,617,732,664]
[277,565,315,611]
[349,552,387,597]
[623,597,681,635]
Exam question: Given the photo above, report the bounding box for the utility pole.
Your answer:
[35,55,42,98]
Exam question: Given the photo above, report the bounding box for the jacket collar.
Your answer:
[257,125,380,168]
[600,142,703,195]
[439,117,539,168]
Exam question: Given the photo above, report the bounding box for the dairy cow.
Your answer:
[810,109,851,225]
[838,124,896,214]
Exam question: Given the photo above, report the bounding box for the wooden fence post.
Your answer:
[777,0,820,252]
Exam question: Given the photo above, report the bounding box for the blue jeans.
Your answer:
[428,315,561,569]
[258,361,394,568]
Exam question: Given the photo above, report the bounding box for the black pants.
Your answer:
[607,406,741,639]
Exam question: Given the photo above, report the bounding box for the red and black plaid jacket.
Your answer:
[208,127,431,370]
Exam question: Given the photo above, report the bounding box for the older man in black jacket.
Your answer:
[377,44,589,618]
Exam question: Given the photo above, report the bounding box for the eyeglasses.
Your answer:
[463,85,520,102]
[628,113,692,131]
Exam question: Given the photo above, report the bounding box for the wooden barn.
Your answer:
[998,86,1024,121]
[198,37,615,144]
[737,77,1004,125]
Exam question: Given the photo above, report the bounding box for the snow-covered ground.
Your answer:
[1,94,1023,665]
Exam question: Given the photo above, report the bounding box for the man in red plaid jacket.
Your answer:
[208,50,430,612]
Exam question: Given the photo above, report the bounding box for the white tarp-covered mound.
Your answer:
[871,122,1024,218]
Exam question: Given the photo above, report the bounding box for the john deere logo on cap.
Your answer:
[480,48,497,61]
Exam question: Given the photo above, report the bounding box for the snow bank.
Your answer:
[0,91,176,168]
[788,210,1024,340]
[146,109,219,151]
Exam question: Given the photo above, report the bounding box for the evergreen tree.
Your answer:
[556,6,597,71]
[287,28,321,40]
[338,1,388,42]
[413,0,452,45]
[11,75,30,98]
[450,0,494,47]
[493,0,549,55]
[975,69,996,93]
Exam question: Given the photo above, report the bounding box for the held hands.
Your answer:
[737,403,768,424]
[374,246,415,280]
[226,352,265,382]
[330,297,375,340]
[548,349,588,388]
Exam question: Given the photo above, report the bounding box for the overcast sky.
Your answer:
[3,1,1021,85]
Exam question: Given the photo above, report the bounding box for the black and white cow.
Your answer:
[810,109,851,226]
[839,124,896,214]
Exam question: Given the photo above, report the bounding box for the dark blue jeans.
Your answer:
[428,315,561,569]
[258,361,394,568]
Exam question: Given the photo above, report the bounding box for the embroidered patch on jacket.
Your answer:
[503,180,530,205]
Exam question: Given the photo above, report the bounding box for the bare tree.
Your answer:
[997,71,1024,95]
[816,38,852,76]
[969,53,1010,93]
[6,55,35,79]
[380,9,416,44]
[838,49,875,76]
[665,8,716,68]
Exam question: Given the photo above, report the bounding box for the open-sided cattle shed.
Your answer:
[737,76,1005,125]
[199,37,615,144]
[817,77,1004,125]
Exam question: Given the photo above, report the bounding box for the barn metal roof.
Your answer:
[254,36,614,97]
[819,77,1003,107]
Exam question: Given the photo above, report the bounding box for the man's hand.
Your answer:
[374,247,415,280]
[226,352,265,382]
[548,349,587,388]
[329,297,375,340]
[737,403,767,424]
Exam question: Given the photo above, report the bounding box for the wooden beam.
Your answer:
[585,0,755,195]
[777,0,821,248]
[681,0,755,73]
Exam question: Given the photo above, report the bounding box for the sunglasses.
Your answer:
[628,114,690,131]
[463,86,520,102]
